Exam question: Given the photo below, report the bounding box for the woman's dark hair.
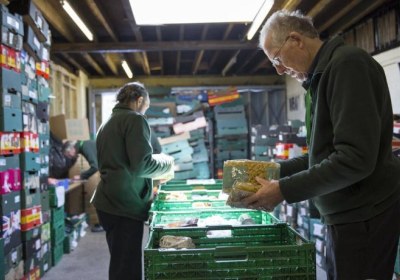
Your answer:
[116,82,149,105]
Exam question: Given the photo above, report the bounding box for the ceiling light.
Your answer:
[61,0,94,41]
[129,0,264,25]
[121,60,133,79]
[246,0,274,40]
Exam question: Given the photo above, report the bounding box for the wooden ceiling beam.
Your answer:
[89,75,285,88]
[250,59,268,75]
[317,0,361,32]
[192,25,209,74]
[176,25,184,75]
[326,0,387,35]
[82,53,105,76]
[121,0,151,75]
[307,0,332,18]
[234,49,260,74]
[282,0,301,10]
[103,54,118,75]
[33,0,75,42]
[156,27,164,75]
[59,53,88,75]
[52,40,259,53]
[208,23,234,73]
[85,0,118,42]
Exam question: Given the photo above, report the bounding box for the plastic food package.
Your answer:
[226,181,262,208]
[159,235,196,249]
[222,159,280,194]
[165,192,187,201]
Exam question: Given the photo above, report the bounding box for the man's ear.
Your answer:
[137,96,144,105]
[288,31,304,48]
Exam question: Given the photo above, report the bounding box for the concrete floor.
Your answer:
[41,224,329,280]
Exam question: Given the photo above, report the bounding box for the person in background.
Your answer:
[62,140,98,180]
[240,10,400,279]
[93,81,174,280]
[62,139,104,233]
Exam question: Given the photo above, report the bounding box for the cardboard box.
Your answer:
[49,114,90,141]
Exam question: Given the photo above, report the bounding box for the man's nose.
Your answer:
[275,64,287,75]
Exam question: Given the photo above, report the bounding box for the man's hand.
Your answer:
[240,176,284,212]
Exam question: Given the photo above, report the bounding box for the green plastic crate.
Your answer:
[158,183,222,192]
[156,190,225,202]
[144,223,316,279]
[150,199,231,212]
[51,241,64,267]
[51,222,65,246]
[150,209,279,229]
[50,206,65,227]
[164,179,223,186]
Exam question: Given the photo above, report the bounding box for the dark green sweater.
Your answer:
[279,36,400,225]
[93,104,174,221]
[75,140,98,180]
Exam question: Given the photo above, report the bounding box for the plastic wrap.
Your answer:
[222,159,280,194]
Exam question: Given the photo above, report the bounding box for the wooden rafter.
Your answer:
[208,24,234,72]
[307,0,332,18]
[317,0,361,32]
[121,0,150,75]
[192,25,209,74]
[52,40,259,54]
[82,53,105,76]
[176,25,184,75]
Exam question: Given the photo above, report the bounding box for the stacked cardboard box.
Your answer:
[0,1,52,278]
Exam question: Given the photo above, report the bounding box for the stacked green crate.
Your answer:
[150,209,279,229]
[147,181,316,279]
[145,224,316,279]
[50,205,65,266]
[150,187,230,213]
[40,222,51,276]
[64,213,87,254]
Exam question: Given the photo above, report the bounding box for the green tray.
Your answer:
[150,199,230,212]
[158,183,222,192]
[144,223,316,279]
[150,209,279,229]
[155,190,225,202]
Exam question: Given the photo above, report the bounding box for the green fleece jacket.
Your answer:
[279,36,400,225]
[75,140,98,180]
[93,103,173,221]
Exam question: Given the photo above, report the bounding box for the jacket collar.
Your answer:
[112,103,133,112]
[302,36,344,90]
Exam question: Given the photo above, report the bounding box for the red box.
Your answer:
[0,132,21,155]
[35,60,49,79]
[0,44,21,72]
[0,170,12,194]
[208,88,240,106]
[10,168,21,191]
[21,205,42,231]
[20,132,39,153]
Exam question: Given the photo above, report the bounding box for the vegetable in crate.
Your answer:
[222,159,280,193]
[159,235,195,249]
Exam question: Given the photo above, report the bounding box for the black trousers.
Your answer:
[97,210,144,280]
[326,200,400,280]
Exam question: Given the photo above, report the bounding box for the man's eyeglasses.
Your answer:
[271,36,290,67]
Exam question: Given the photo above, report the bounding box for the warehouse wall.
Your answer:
[285,76,306,122]
[373,46,400,114]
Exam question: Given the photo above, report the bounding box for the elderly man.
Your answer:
[242,10,400,279]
